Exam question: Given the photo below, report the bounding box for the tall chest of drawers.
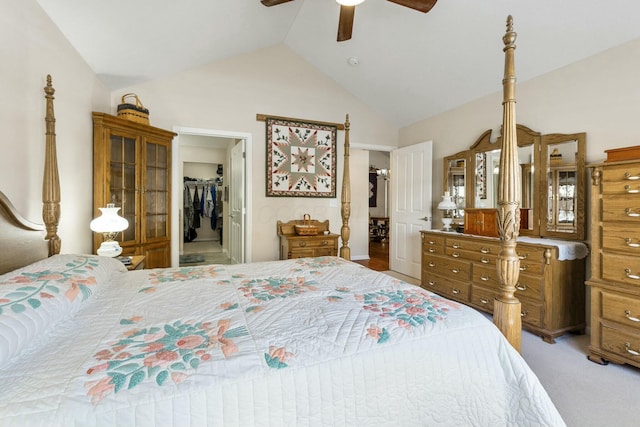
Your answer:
[587,160,640,367]
[420,230,587,343]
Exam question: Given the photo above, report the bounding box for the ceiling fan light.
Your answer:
[336,0,365,6]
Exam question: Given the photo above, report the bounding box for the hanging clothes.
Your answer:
[183,183,197,242]
[210,185,217,230]
[193,185,201,229]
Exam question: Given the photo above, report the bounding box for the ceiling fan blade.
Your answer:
[386,0,437,13]
[337,5,355,42]
[261,0,294,6]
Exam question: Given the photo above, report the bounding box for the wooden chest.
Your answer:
[586,160,640,368]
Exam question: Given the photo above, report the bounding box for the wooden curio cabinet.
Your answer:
[92,113,176,268]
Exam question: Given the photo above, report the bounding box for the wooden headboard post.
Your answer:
[42,75,61,256]
[339,114,351,260]
[494,16,522,351]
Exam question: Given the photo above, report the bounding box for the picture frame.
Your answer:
[266,117,337,197]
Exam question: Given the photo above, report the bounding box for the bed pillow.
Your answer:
[0,254,126,367]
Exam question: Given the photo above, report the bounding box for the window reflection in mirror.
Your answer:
[545,139,578,234]
[444,154,468,222]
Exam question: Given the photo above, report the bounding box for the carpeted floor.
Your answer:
[181,240,231,266]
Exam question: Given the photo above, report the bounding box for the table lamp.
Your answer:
[90,204,129,257]
[437,191,457,231]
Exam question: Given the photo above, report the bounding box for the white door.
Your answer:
[390,141,433,278]
[229,140,245,263]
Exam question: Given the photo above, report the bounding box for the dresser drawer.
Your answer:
[602,195,640,223]
[520,299,543,327]
[517,244,550,264]
[473,264,500,289]
[470,284,496,312]
[471,270,542,302]
[422,256,471,280]
[515,272,544,301]
[602,291,640,331]
[422,234,445,247]
[602,180,640,195]
[447,247,497,264]
[422,273,470,301]
[602,223,640,254]
[287,236,337,249]
[601,325,640,363]
[602,253,640,287]
[288,249,315,258]
[601,163,640,185]
[423,243,446,256]
[447,237,499,255]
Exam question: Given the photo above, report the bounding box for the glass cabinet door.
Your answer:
[109,132,138,244]
[144,140,169,241]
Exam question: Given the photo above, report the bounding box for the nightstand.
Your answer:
[126,255,146,271]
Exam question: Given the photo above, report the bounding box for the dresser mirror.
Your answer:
[443,151,470,225]
[444,124,585,240]
[540,133,586,240]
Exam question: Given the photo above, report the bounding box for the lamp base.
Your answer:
[441,217,453,231]
[97,241,123,257]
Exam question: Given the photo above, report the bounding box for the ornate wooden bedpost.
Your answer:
[340,114,351,260]
[494,16,522,351]
[43,75,61,255]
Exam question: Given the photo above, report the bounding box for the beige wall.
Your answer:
[116,45,398,261]
[0,0,110,254]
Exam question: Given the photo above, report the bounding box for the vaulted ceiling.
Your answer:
[36,0,640,127]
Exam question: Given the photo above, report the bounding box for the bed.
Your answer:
[0,17,565,427]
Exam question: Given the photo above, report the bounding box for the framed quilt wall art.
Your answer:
[265,117,337,197]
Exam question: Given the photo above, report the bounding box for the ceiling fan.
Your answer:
[261,0,438,42]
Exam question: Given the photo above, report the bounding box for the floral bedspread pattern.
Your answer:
[79,256,465,405]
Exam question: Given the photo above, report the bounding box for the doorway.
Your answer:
[171,127,253,267]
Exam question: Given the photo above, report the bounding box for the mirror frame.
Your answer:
[540,132,586,241]
[444,124,586,241]
[467,125,542,237]
[443,150,471,227]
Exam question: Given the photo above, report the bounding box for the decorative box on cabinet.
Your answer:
[93,112,176,268]
[277,219,339,259]
[420,230,587,343]
[586,159,640,368]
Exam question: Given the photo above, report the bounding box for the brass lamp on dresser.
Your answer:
[587,157,640,367]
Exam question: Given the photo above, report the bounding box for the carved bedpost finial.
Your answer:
[43,74,61,255]
[340,113,351,260]
[494,16,522,352]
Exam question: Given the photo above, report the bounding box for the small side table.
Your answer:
[126,255,146,271]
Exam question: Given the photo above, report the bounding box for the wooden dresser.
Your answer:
[277,219,339,259]
[586,160,640,367]
[420,230,587,343]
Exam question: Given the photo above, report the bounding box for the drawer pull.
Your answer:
[626,269,640,280]
[427,280,436,287]
[624,172,640,181]
[298,242,307,247]
[428,262,436,268]
[480,298,490,304]
[452,252,461,258]
[624,238,640,248]
[321,240,328,246]
[518,253,529,260]
[625,208,640,217]
[451,288,460,295]
[452,243,461,249]
[451,268,461,274]
[625,342,640,357]
[519,265,528,271]
[624,184,640,194]
[428,240,436,245]
[515,283,528,291]
[520,311,528,318]
[625,310,640,323]
[428,248,436,253]
[480,275,490,281]
[480,247,491,254]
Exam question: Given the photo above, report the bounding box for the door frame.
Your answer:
[171,126,253,267]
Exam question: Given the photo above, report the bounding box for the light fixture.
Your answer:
[437,191,457,231]
[90,204,129,257]
[336,0,365,5]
